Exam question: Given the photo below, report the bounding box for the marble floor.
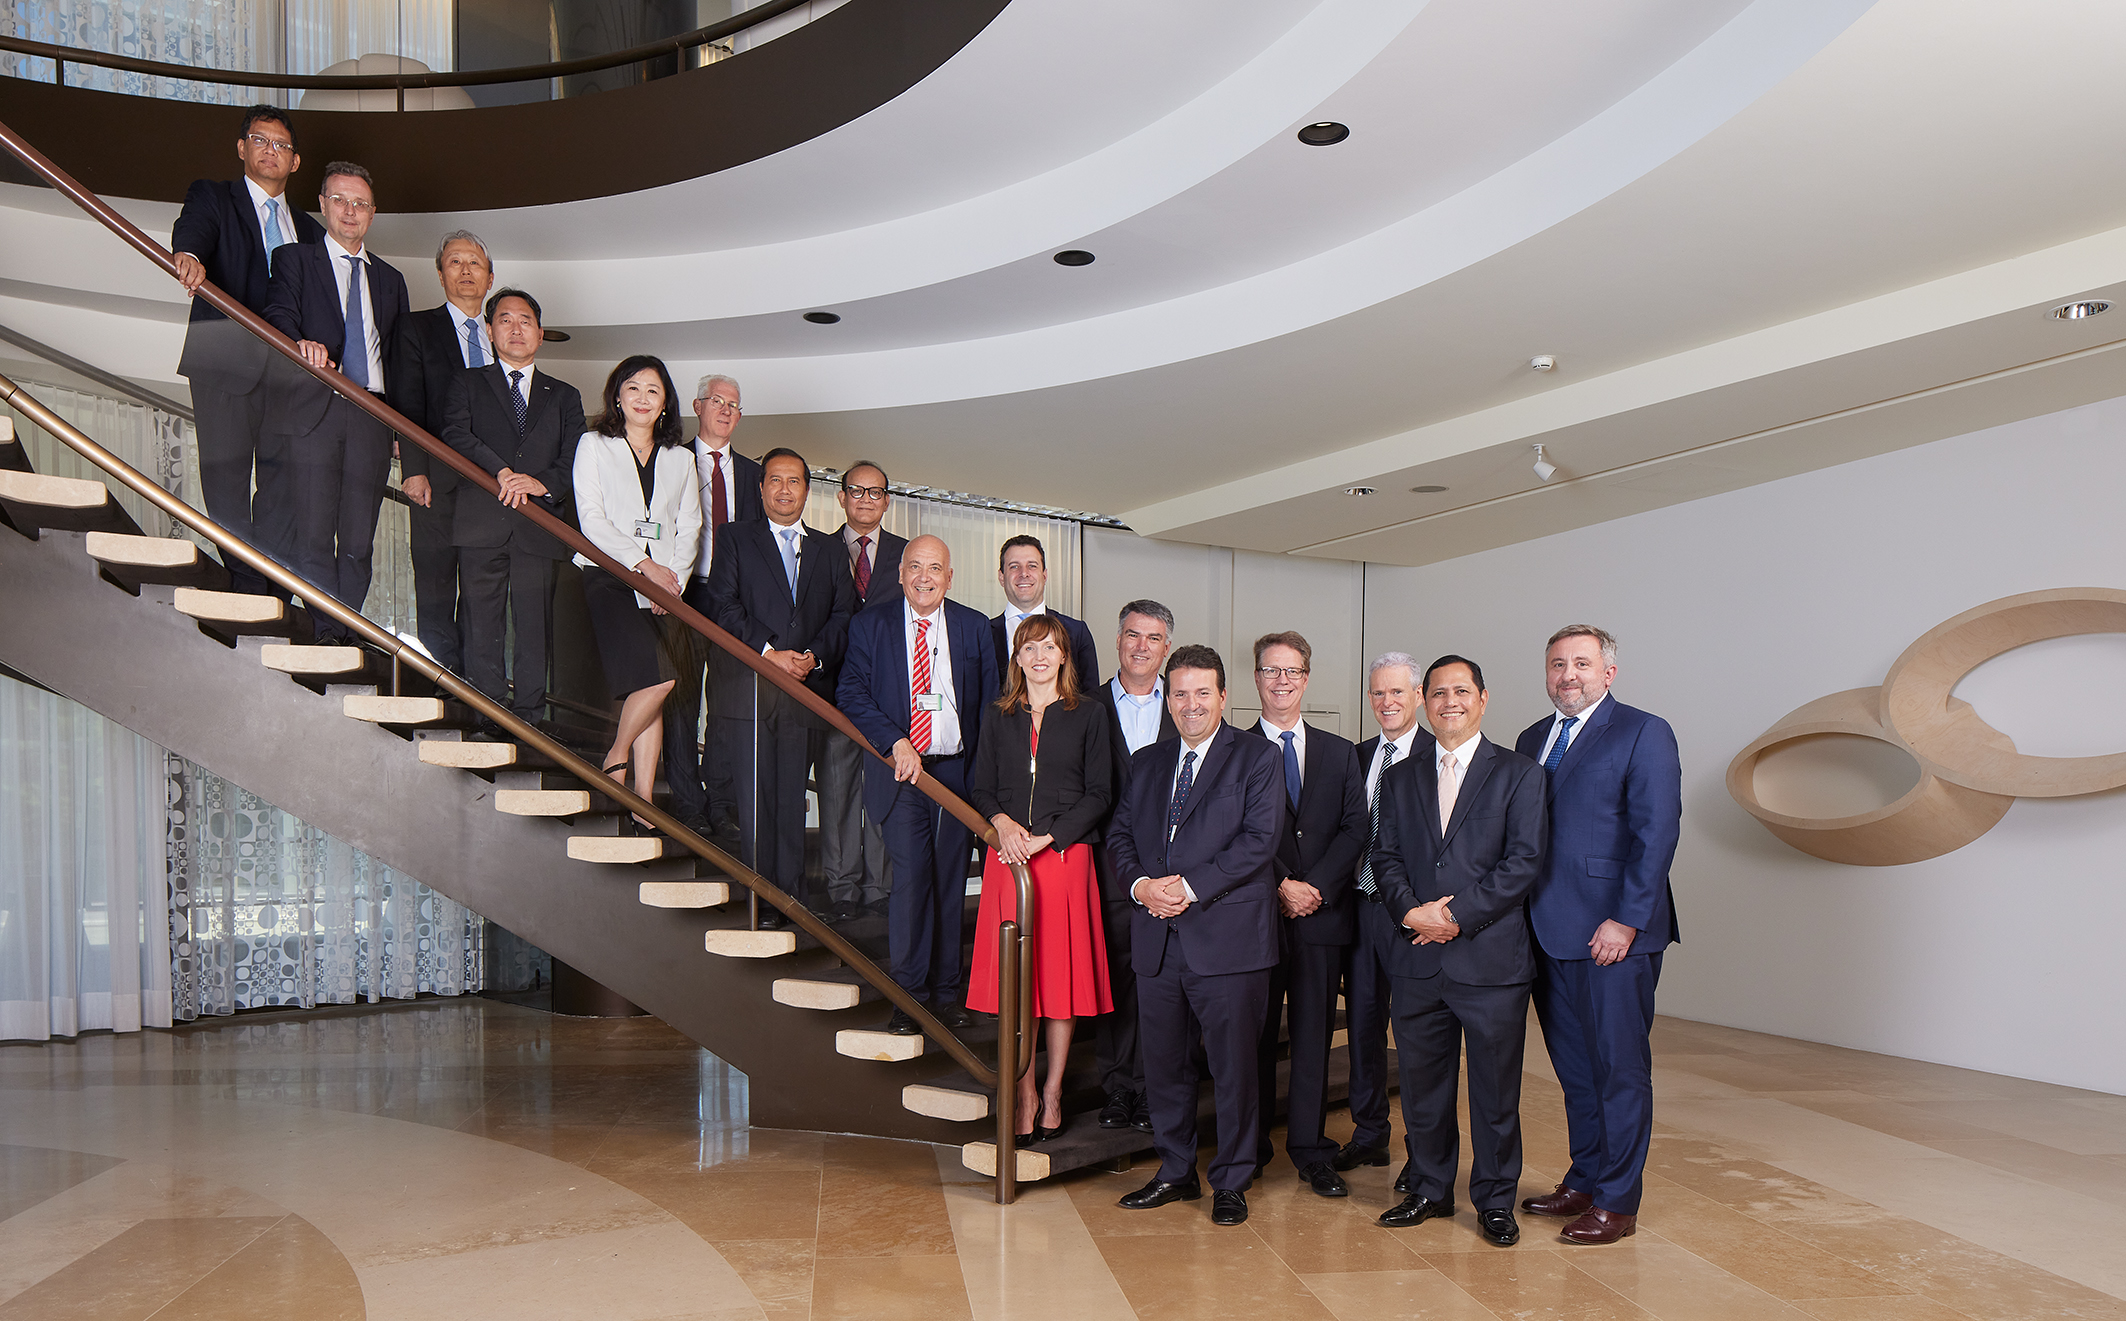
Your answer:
[1,1001,2122,1321]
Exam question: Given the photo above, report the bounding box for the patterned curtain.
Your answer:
[282,0,451,76]
[0,0,272,104]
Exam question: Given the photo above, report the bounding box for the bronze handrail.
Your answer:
[0,0,811,99]
[0,111,1042,1203]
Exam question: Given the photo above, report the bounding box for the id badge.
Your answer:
[633,519,663,540]
[914,693,945,712]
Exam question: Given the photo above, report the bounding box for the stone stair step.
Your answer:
[836,1028,924,1062]
[85,531,230,592]
[703,929,798,958]
[173,587,314,640]
[0,469,140,536]
[639,880,732,907]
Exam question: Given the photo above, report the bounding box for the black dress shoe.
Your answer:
[1118,1176,1201,1210]
[935,1004,976,1030]
[1098,1089,1134,1129]
[1129,1092,1153,1133]
[1211,1190,1248,1226]
[1478,1208,1520,1246]
[828,899,860,922]
[1298,1162,1350,1198]
[883,1007,921,1036]
[756,908,785,930]
[1377,1194,1456,1228]
[1331,1139,1390,1171]
[1394,1162,1413,1195]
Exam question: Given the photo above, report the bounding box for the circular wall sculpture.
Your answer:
[1728,588,2126,866]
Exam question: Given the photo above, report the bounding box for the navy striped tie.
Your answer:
[1544,716,1578,773]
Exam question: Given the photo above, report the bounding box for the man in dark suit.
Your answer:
[1514,625,1681,1245]
[816,460,908,919]
[667,373,763,838]
[990,535,1100,688]
[706,448,858,927]
[1089,600,1176,1134]
[1373,654,1547,1247]
[835,535,995,1022]
[1244,631,1367,1197]
[171,105,325,596]
[261,161,410,634]
[440,288,583,724]
[1110,645,1283,1228]
[1338,653,1433,1192]
[384,229,494,672]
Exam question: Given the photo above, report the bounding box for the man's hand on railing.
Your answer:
[172,252,207,295]
[294,338,335,371]
[636,558,680,614]
[494,467,548,509]
[890,737,924,783]
[401,475,432,508]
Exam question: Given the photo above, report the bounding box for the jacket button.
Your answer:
[1436,860,1446,868]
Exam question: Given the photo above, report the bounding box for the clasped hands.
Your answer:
[989,816,1054,866]
[494,467,549,510]
[1278,878,1322,919]
[632,559,681,614]
[765,648,816,683]
[1401,896,1460,945]
[1134,875,1192,919]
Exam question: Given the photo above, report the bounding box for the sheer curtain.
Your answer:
[0,0,272,102]
[799,480,1085,621]
[283,0,451,76]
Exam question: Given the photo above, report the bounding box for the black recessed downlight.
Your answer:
[1412,484,1448,494]
[1297,121,1350,146]
[803,311,841,324]
[1054,250,1096,267]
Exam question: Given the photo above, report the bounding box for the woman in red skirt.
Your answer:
[967,614,1115,1142]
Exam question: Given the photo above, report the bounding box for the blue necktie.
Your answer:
[1544,715,1579,773]
[1167,750,1197,841]
[340,255,368,389]
[1280,730,1300,810]
[1355,740,1396,896]
[778,527,800,599]
[262,198,289,273]
[464,316,485,368]
[507,369,527,433]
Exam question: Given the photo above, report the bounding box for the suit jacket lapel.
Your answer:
[1549,699,1612,787]
[523,371,554,434]
[1440,739,1496,849]
[234,181,268,269]
[1172,724,1228,837]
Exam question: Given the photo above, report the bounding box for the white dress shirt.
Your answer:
[243,176,294,255]
[691,441,736,579]
[842,523,880,587]
[321,232,385,391]
[497,359,536,410]
[906,599,961,756]
[1365,725,1426,803]
[450,304,490,368]
[1134,728,1217,906]
[1538,694,1606,766]
[1110,676,1165,755]
[1001,600,1048,646]
[1259,715,1306,790]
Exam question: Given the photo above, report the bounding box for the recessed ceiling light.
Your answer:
[1053,250,1095,267]
[803,311,840,324]
[1344,485,1376,497]
[1412,484,1448,494]
[1297,121,1350,146]
[2050,299,2112,320]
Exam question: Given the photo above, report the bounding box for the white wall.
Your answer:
[1362,394,2126,1096]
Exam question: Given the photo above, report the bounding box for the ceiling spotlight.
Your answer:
[1344,485,1376,497]
[2050,299,2112,320]
[1532,445,1557,482]
[1297,121,1350,146]
[1530,354,1556,372]
[1412,484,1448,493]
[803,311,841,324]
[1053,249,1095,267]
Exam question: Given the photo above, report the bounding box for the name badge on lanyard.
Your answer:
[633,519,663,540]
[914,693,945,712]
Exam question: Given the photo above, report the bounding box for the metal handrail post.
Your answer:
[994,920,1019,1206]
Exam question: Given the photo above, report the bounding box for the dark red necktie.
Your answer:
[710,453,728,533]
[854,534,872,596]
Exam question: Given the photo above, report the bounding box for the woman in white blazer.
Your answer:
[573,355,704,829]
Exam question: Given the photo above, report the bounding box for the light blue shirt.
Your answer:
[1110,675,1165,755]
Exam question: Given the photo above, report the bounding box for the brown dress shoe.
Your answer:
[1521,1183,1594,1218]
[1559,1207,1637,1244]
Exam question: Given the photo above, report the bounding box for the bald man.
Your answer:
[837,536,1001,1033]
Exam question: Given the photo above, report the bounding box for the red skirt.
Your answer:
[965,842,1114,1019]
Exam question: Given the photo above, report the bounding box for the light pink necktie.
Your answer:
[1437,752,1461,833]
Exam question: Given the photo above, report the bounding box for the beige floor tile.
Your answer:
[619,1168,824,1242]
[1918,1137,2126,1209]
[1247,1176,1432,1274]
[1097,1230,1339,1319]
[1063,1166,1229,1238]
[153,1214,363,1321]
[1631,1181,1906,1301]
[0,1215,279,1320]
[0,1143,126,1223]
[1894,1096,2126,1157]
[816,1164,957,1257]
[942,1177,1137,1321]
[812,1253,972,1321]
[1422,1247,1655,1321]
[360,1219,762,1321]
[1794,1299,1979,1321]
[1565,1236,1825,1320]
[1765,1094,2010,1143]
[710,1237,816,1321]
[1299,1267,1498,1320]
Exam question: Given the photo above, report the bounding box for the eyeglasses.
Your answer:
[322,193,375,213]
[242,133,294,154]
[842,485,887,501]
[700,395,741,412]
[1256,666,1309,680]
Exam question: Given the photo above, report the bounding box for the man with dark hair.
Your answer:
[1513,625,1681,1245]
[384,229,494,671]
[1246,630,1367,1196]
[1110,644,1284,1227]
[441,288,583,725]
[705,447,858,926]
[261,160,410,636]
[1371,653,1547,1247]
[171,104,324,596]
[991,534,1100,690]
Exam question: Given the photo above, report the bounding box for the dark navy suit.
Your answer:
[1374,736,1547,1212]
[1515,697,1681,1215]
[836,597,997,1003]
[1345,729,1433,1158]
[1089,679,1178,1101]
[385,303,485,671]
[1108,722,1284,1193]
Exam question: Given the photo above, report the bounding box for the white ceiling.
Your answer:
[6,0,2126,563]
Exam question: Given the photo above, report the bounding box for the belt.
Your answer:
[921,751,964,765]
[690,575,713,586]
[1357,886,1383,905]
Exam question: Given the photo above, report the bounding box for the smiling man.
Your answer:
[990,535,1100,689]
[1108,644,1283,1227]
[1370,654,1547,1247]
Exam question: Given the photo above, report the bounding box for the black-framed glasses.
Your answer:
[1256,666,1308,680]
[843,485,887,501]
[242,133,294,154]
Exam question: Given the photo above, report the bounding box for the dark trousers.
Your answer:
[743,685,815,897]
[459,545,554,719]
[1138,931,1270,1194]
[290,395,392,620]
[882,754,974,1003]
[1534,950,1662,1214]
[1258,938,1344,1170]
[816,728,888,907]
[1343,897,1397,1149]
[1392,969,1530,1211]
[666,577,745,823]
[1094,898,1143,1096]
[191,375,294,596]
[408,487,462,672]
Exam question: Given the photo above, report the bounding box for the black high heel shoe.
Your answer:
[602,762,658,837]
[1034,1103,1066,1143]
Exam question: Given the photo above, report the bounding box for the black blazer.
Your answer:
[1247,722,1368,946]
[1089,677,1179,904]
[171,178,324,389]
[991,608,1101,696]
[704,518,858,701]
[1108,723,1284,978]
[838,525,907,611]
[1374,737,1548,986]
[970,700,1113,850]
[260,240,411,435]
[386,303,484,491]
[439,364,585,560]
